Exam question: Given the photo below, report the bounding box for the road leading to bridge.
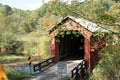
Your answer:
[23,60,83,80]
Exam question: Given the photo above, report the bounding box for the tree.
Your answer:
[3,5,12,16]
[38,13,58,30]
[112,0,120,2]
[0,5,16,52]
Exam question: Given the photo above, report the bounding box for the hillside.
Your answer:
[0,0,120,80]
[0,0,119,55]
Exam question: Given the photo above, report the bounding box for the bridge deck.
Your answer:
[24,60,83,80]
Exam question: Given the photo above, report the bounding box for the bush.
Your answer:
[90,37,120,80]
[11,41,24,54]
[24,41,37,56]
[38,36,50,59]
[4,66,32,80]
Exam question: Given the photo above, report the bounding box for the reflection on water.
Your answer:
[14,65,40,74]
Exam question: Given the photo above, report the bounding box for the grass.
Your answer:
[0,53,30,80]
[0,53,28,66]
[0,53,43,66]
[4,66,32,80]
[0,53,41,80]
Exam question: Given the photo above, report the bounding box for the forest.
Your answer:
[0,0,120,54]
[0,0,120,80]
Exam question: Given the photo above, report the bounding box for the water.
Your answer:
[14,65,40,74]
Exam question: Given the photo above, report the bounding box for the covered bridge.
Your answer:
[48,16,107,70]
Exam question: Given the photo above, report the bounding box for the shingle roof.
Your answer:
[69,16,108,32]
[48,16,108,33]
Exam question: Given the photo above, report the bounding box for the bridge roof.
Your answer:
[48,16,108,34]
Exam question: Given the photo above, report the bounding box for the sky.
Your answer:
[0,0,51,10]
[0,0,85,11]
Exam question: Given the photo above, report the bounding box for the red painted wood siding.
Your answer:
[50,38,59,62]
[84,37,91,70]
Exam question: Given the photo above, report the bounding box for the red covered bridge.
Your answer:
[48,16,107,70]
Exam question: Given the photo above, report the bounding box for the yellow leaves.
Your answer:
[38,15,57,30]
[0,64,8,80]
[38,36,50,59]
[51,0,57,2]
[106,43,108,46]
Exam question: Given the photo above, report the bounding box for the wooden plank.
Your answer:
[33,57,55,72]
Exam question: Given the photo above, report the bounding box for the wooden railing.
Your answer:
[33,57,55,72]
[71,60,87,80]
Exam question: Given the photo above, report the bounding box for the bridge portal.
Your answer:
[57,30,84,60]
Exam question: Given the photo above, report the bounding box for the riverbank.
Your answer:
[0,53,42,80]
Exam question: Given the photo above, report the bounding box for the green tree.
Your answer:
[3,5,12,16]
[112,0,120,2]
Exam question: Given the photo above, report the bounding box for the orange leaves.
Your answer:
[38,15,57,30]
[0,64,8,80]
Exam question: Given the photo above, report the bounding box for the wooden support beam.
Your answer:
[50,38,59,62]
[84,37,91,71]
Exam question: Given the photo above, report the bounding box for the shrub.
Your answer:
[90,36,120,80]
[4,66,31,80]
[24,41,37,56]
[38,36,50,59]
[11,41,24,54]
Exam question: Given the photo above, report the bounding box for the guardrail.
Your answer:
[33,57,55,72]
[71,60,87,80]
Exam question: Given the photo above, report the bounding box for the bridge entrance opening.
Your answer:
[57,30,84,60]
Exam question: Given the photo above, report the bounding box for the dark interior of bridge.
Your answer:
[57,30,84,60]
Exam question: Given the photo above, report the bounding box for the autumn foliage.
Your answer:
[0,64,8,80]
